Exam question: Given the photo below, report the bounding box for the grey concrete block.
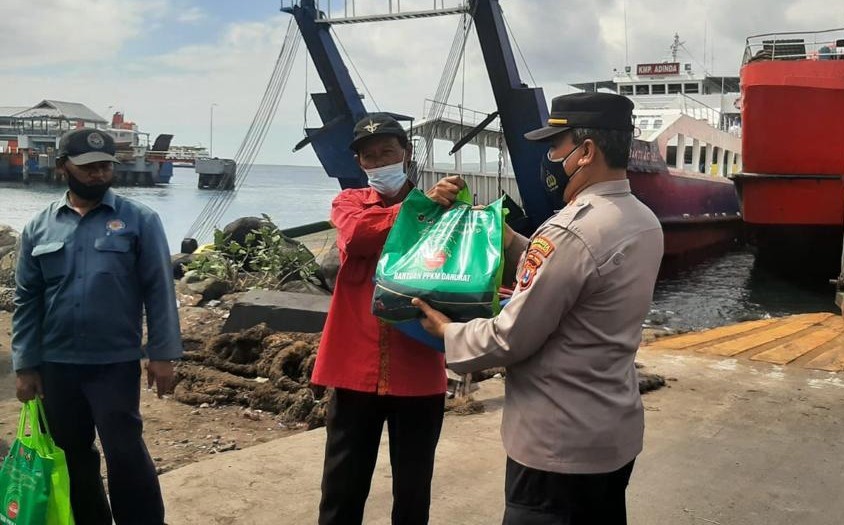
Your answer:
[223,290,330,334]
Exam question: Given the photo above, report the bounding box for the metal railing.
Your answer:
[632,93,729,131]
[420,98,498,128]
[280,0,467,21]
[743,28,844,64]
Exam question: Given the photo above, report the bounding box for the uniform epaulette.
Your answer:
[552,198,593,229]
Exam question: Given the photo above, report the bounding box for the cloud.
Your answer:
[176,5,206,23]
[2,0,843,165]
[0,0,155,67]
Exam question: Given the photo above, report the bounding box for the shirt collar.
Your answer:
[574,179,631,199]
[56,188,117,216]
[363,187,385,205]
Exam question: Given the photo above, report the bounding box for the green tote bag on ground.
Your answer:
[373,186,504,323]
[0,399,74,525]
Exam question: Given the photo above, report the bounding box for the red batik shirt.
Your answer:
[311,187,447,396]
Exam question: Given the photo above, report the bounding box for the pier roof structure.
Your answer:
[12,100,107,124]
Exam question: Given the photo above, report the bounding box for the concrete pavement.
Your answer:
[160,349,844,524]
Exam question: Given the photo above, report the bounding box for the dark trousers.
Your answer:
[40,361,164,525]
[318,388,445,525]
[503,457,636,525]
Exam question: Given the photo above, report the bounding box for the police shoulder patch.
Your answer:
[529,236,556,257]
[518,247,549,290]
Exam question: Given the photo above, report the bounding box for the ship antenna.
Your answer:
[670,33,684,63]
[624,0,630,70]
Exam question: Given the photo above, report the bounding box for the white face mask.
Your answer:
[364,160,407,197]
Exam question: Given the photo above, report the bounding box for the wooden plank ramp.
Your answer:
[644,313,844,372]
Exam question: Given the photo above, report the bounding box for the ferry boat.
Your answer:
[167,145,210,168]
[731,29,844,280]
[0,103,174,185]
[105,111,175,185]
[566,35,743,260]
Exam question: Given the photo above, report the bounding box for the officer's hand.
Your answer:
[412,298,453,338]
[503,223,515,249]
[146,360,176,399]
[16,370,43,403]
[426,176,466,207]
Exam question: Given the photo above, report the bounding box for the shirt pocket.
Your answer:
[93,235,135,275]
[596,250,626,277]
[31,241,66,282]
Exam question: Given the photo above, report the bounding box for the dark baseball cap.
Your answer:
[57,128,120,165]
[524,92,635,142]
[350,113,408,152]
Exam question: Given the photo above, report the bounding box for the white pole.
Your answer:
[210,103,218,157]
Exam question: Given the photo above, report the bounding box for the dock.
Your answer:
[160,338,844,524]
[644,312,844,372]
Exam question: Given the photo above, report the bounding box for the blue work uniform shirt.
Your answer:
[11,189,183,370]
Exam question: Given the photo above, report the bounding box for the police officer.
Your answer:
[413,92,664,524]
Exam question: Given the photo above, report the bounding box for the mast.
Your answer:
[469,0,554,226]
[283,0,368,189]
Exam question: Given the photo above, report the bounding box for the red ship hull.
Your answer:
[629,170,742,261]
[733,53,844,279]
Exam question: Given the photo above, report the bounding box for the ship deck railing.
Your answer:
[419,98,499,130]
[280,0,468,24]
[743,28,844,64]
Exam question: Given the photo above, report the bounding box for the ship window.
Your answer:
[638,119,650,129]
[636,85,650,95]
[668,83,682,94]
[653,119,663,128]
[651,84,666,94]
[684,83,700,94]
[619,85,634,95]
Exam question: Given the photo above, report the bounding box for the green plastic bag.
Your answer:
[0,400,74,525]
[373,187,504,323]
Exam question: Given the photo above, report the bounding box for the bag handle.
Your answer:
[455,186,472,206]
[17,399,57,455]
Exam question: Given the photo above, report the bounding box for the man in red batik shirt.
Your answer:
[312,113,465,525]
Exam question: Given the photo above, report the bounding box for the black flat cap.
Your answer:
[350,113,407,151]
[525,92,634,142]
[57,129,120,165]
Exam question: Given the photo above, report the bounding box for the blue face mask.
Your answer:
[365,160,407,197]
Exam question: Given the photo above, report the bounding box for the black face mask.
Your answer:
[541,153,566,198]
[67,171,112,201]
[541,144,583,207]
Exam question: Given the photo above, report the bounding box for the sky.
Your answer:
[2,0,842,166]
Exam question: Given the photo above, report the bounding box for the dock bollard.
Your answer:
[181,238,199,254]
